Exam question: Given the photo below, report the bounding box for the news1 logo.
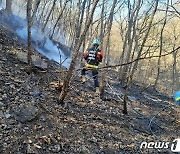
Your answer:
[140,138,180,152]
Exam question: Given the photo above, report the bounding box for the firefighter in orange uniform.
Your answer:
[81,39,103,94]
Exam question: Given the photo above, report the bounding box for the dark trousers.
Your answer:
[81,68,99,87]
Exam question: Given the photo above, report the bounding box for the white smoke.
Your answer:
[16,26,71,68]
[0,0,71,68]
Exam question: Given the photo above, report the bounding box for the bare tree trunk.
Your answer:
[99,0,105,51]
[154,0,169,87]
[171,23,178,90]
[5,0,12,14]
[125,0,141,75]
[76,0,87,40]
[100,0,117,97]
[118,0,133,84]
[99,0,105,97]
[27,0,33,73]
[83,0,92,47]
[119,0,141,86]
[172,45,177,91]
[38,1,49,25]
[32,0,41,20]
[79,38,86,63]
[123,0,159,114]
[59,0,100,104]
[70,0,87,68]
[105,0,119,61]
[42,0,57,32]
[50,0,69,39]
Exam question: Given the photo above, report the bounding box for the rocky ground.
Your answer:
[0,24,179,154]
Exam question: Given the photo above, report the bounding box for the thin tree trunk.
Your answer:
[123,0,159,114]
[99,0,105,97]
[77,0,87,40]
[119,0,141,85]
[118,0,133,83]
[38,1,49,25]
[5,0,12,14]
[59,0,100,104]
[154,0,169,87]
[32,0,41,21]
[50,0,69,39]
[27,0,33,73]
[80,38,86,62]
[100,0,117,97]
[126,0,141,73]
[42,0,57,32]
[172,45,177,91]
[73,0,87,66]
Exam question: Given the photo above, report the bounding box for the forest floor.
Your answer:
[0,24,179,154]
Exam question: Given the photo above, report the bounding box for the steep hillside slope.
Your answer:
[0,24,179,154]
